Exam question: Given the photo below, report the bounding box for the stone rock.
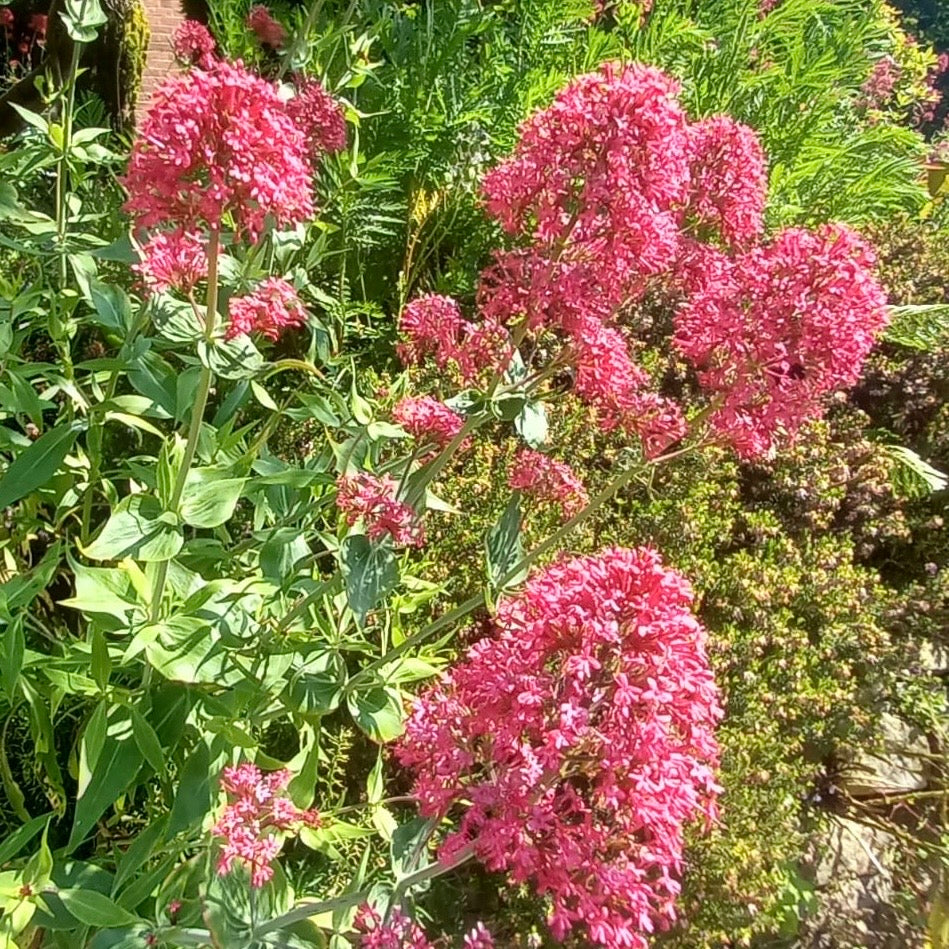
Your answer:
[799,816,928,949]
[840,713,929,797]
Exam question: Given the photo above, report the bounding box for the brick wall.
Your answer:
[140,0,185,103]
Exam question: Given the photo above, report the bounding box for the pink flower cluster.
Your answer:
[286,78,348,155]
[336,472,424,547]
[508,448,588,520]
[172,20,216,69]
[674,225,889,458]
[392,396,467,452]
[397,548,722,948]
[124,59,313,242]
[134,229,208,297]
[685,115,767,249]
[353,906,494,948]
[246,4,285,48]
[860,55,901,111]
[211,764,320,888]
[399,62,889,460]
[226,277,309,340]
[354,906,433,949]
[397,294,510,384]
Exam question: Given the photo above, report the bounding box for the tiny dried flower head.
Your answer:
[508,448,588,520]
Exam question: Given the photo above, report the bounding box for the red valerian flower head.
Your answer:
[392,396,466,452]
[285,78,347,155]
[674,223,889,459]
[134,229,208,297]
[336,472,424,548]
[123,60,313,241]
[397,547,722,948]
[397,294,466,369]
[212,763,320,888]
[0,8,13,29]
[508,448,588,520]
[397,294,511,383]
[684,115,767,249]
[353,905,434,949]
[28,13,46,36]
[173,20,216,69]
[462,922,495,949]
[859,55,901,111]
[246,4,286,48]
[482,61,692,310]
[226,277,308,341]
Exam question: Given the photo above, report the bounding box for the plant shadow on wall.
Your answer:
[0,0,945,948]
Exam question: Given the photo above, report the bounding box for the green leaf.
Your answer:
[885,445,948,497]
[69,252,98,300]
[0,421,83,509]
[69,707,143,851]
[89,282,132,334]
[0,540,61,614]
[82,495,183,563]
[347,686,405,743]
[111,816,167,896]
[197,335,263,380]
[0,181,29,222]
[485,493,524,591]
[92,234,136,264]
[390,817,433,879]
[1,618,24,700]
[57,889,142,928]
[130,709,165,773]
[60,562,143,621]
[151,295,203,344]
[90,628,111,690]
[250,379,278,411]
[167,741,211,835]
[9,103,48,134]
[515,400,548,448]
[23,822,53,888]
[142,616,235,685]
[341,535,399,625]
[0,812,52,863]
[59,0,108,42]
[180,468,246,528]
[285,651,346,717]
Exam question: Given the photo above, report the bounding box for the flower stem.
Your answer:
[148,231,220,624]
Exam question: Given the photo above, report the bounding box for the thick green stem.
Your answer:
[148,231,220,624]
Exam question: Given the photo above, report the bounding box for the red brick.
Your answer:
[140,0,186,104]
